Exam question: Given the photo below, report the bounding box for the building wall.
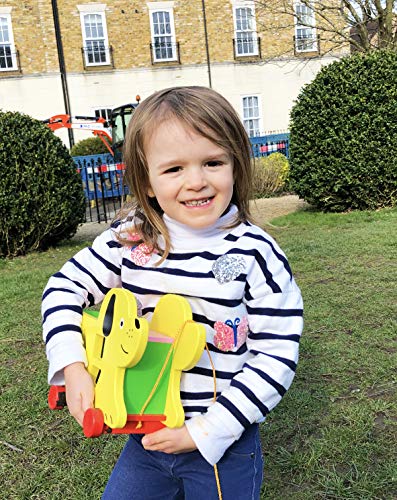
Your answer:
[0,1,58,73]
[0,0,347,146]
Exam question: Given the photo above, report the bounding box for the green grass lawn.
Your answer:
[1,206,396,499]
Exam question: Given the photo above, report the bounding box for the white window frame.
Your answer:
[94,107,112,122]
[232,1,258,57]
[0,9,17,71]
[93,107,112,135]
[78,5,110,66]
[294,2,317,53]
[147,2,177,62]
[242,95,262,138]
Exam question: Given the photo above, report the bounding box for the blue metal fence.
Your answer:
[73,132,290,222]
[250,132,290,158]
[73,153,129,223]
[73,153,129,201]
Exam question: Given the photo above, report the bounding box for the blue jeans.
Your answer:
[102,424,263,499]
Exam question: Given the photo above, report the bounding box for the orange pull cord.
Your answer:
[135,342,174,429]
[205,344,223,500]
[136,321,195,428]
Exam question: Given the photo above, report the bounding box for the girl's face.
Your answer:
[144,117,234,230]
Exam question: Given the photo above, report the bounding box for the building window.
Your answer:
[0,14,17,71]
[294,2,317,52]
[80,11,110,66]
[94,108,112,136]
[149,8,177,62]
[233,3,258,57]
[94,107,112,137]
[242,96,261,137]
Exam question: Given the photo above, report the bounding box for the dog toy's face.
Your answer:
[112,314,144,363]
[102,292,148,367]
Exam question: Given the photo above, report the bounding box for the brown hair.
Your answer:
[117,86,253,260]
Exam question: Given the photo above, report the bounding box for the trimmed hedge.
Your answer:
[289,50,397,212]
[70,136,110,156]
[0,111,85,257]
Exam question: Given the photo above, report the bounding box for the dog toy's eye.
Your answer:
[135,318,140,329]
[120,318,124,328]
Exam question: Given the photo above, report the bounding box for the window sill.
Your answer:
[0,68,21,76]
[151,59,180,66]
[83,64,114,72]
[294,50,320,57]
[0,67,19,72]
[152,58,179,63]
[84,62,112,67]
[235,52,259,58]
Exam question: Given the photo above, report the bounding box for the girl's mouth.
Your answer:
[183,197,213,207]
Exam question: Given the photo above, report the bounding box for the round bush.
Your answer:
[70,136,110,156]
[251,153,289,198]
[0,111,86,257]
[289,50,397,212]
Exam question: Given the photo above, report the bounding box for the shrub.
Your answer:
[251,152,290,198]
[70,136,110,156]
[289,50,397,212]
[0,111,85,257]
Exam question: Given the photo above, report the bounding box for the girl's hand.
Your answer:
[141,425,197,454]
[64,362,94,426]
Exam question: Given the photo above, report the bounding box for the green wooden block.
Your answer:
[124,341,173,415]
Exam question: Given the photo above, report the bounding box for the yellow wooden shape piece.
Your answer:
[82,289,149,429]
[149,294,206,428]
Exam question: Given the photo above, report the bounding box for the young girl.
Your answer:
[42,86,303,499]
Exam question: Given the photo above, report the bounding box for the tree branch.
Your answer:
[252,0,397,57]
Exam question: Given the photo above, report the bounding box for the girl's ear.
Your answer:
[147,186,155,197]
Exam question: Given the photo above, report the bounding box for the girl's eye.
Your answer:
[206,161,222,167]
[164,166,182,174]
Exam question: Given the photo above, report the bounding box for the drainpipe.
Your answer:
[51,0,74,147]
[201,0,212,88]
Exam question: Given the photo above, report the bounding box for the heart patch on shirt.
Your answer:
[212,254,245,284]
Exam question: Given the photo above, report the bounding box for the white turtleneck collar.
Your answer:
[162,204,239,250]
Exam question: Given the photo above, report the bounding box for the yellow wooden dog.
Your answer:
[81,289,206,431]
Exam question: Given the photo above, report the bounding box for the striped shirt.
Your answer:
[42,204,303,465]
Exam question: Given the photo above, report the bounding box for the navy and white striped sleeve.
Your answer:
[186,234,303,465]
[42,227,124,385]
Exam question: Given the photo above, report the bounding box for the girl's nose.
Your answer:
[185,166,207,190]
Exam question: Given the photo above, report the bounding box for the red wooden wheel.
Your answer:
[83,408,105,438]
[48,385,66,410]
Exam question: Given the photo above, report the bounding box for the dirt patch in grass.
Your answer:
[250,195,309,225]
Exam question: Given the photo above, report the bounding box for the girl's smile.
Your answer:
[183,197,213,207]
[145,117,234,229]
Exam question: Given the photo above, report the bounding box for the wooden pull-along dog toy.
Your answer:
[48,289,206,438]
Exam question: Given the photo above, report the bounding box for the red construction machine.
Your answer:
[44,98,140,160]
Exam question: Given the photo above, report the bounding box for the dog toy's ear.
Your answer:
[103,294,116,337]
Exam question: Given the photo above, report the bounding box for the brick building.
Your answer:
[0,0,347,146]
